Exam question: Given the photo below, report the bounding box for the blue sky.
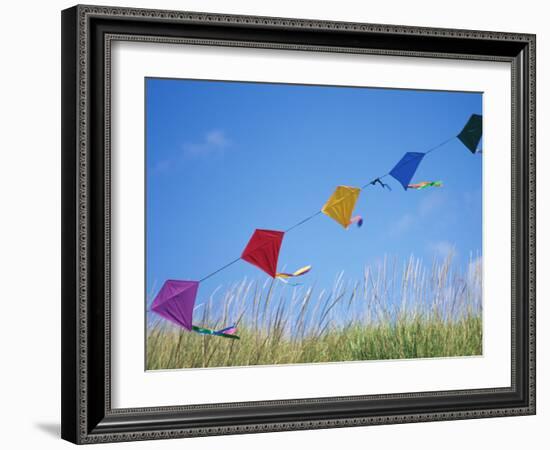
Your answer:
[146,78,482,303]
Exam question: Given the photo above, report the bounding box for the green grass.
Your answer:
[146,253,482,370]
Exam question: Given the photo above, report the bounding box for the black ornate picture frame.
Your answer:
[61,4,536,444]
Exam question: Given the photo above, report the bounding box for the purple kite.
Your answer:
[151,280,239,339]
[151,280,198,330]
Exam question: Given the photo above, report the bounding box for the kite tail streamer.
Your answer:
[349,215,363,227]
[276,278,302,286]
[370,178,392,191]
[192,324,240,339]
[217,325,238,335]
[276,265,312,280]
[407,181,443,190]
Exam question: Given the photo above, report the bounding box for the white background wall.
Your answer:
[0,0,545,448]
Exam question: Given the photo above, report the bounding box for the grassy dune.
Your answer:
[146,254,482,370]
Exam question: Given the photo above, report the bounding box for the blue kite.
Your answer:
[389,152,425,190]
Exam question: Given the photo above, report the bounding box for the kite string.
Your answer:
[197,134,458,282]
[285,210,323,233]
[425,136,457,154]
[199,257,241,283]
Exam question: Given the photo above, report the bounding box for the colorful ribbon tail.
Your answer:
[276,277,302,286]
[349,215,363,227]
[276,265,312,279]
[192,325,240,339]
[217,325,238,335]
[408,181,443,190]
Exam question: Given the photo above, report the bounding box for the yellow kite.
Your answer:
[321,185,362,229]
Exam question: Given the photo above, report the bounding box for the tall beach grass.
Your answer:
[146,253,482,370]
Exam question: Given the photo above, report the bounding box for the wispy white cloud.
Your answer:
[205,130,230,147]
[149,131,232,175]
[149,159,171,175]
[389,213,414,236]
[389,191,446,237]
[184,130,231,158]
[429,240,456,258]
[418,191,446,216]
[462,188,482,208]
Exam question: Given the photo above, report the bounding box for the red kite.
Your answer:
[241,229,283,277]
[241,229,311,280]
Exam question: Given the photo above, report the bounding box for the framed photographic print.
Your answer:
[61,4,536,444]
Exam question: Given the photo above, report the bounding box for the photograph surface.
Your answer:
[145,78,483,370]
